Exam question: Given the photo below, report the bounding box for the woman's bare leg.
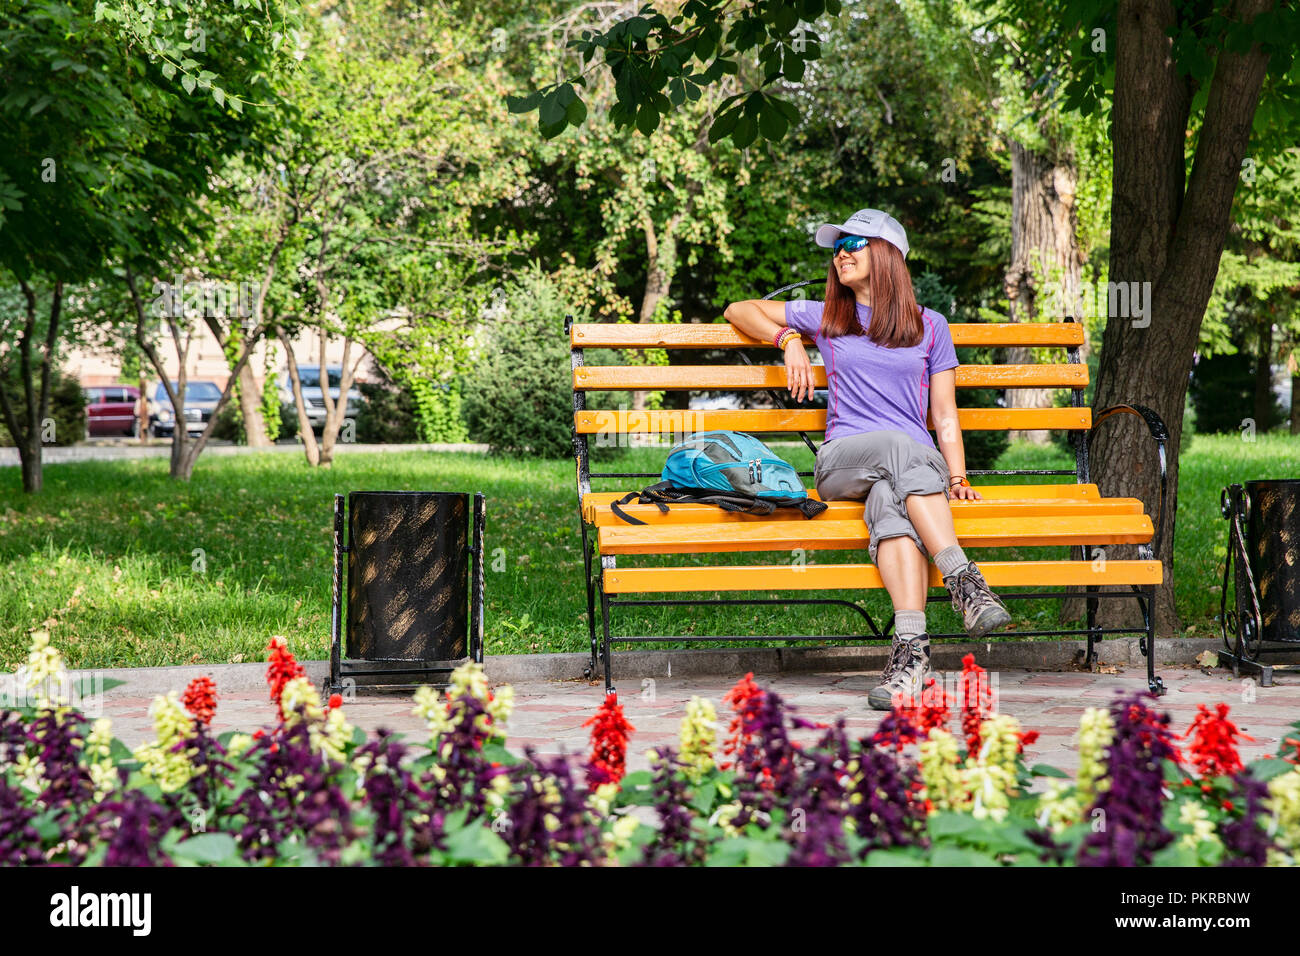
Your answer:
[875,535,929,613]
[904,491,959,556]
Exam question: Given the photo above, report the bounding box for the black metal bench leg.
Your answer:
[581,532,599,679]
[598,579,615,697]
[1085,586,1098,668]
[1140,584,1166,696]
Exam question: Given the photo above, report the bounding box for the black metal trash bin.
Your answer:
[1220,478,1300,684]
[328,491,484,693]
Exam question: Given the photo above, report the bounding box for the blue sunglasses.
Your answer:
[833,234,870,255]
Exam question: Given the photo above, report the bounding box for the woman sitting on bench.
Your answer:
[722,207,1012,710]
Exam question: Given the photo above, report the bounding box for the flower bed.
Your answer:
[2,632,1299,866]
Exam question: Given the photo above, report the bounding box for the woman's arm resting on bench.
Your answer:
[723,299,815,402]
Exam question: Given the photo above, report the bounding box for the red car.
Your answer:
[85,385,141,437]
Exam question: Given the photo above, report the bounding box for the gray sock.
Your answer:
[935,544,969,579]
[894,609,926,641]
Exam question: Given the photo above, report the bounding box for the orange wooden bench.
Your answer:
[567,282,1169,696]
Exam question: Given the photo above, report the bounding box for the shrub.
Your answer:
[354,367,421,444]
[462,264,580,458]
[0,363,85,447]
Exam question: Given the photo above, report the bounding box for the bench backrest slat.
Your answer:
[574,363,1087,390]
[569,322,1085,348]
[574,407,1092,434]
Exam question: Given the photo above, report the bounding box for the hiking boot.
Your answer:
[944,560,1011,637]
[868,636,931,711]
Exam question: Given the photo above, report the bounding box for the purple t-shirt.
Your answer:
[784,299,960,449]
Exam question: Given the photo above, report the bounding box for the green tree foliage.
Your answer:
[1,0,302,489]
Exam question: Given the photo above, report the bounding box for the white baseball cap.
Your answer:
[814,208,909,258]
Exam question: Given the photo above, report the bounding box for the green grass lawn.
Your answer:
[1,432,1295,670]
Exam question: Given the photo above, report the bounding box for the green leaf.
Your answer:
[443,823,510,865]
[1247,757,1295,781]
[564,95,587,126]
[758,102,788,140]
[505,91,541,114]
[171,832,239,864]
[929,845,1000,866]
[690,781,717,813]
[731,114,757,149]
[1150,842,1198,867]
[538,90,566,126]
[635,104,660,135]
[864,847,927,866]
[1030,763,1070,778]
[213,87,225,108]
[181,74,196,95]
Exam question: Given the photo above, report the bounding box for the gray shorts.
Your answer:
[813,430,952,564]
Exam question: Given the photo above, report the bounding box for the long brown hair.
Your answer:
[819,238,923,348]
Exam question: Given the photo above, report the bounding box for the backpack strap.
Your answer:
[609,483,674,525]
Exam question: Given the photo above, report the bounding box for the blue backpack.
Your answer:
[609,430,828,524]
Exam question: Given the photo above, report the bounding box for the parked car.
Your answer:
[279,365,363,432]
[148,380,223,438]
[84,385,141,437]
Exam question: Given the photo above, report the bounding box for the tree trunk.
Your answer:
[280,329,322,467]
[632,211,679,412]
[1252,313,1273,429]
[1004,137,1083,444]
[1291,352,1300,435]
[237,359,271,447]
[1060,0,1274,639]
[0,280,63,493]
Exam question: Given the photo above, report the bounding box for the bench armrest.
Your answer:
[1087,403,1169,560]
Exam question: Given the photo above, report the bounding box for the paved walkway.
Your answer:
[91,663,1299,785]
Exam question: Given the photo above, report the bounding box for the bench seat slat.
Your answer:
[602,560,1162,593]
[583,495,1145,526]
[575,364,1087,390]
[574,407,1092,433]
[570,322,1086,348]
[597,514,1153,554]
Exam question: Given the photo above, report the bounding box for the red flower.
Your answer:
[1222,799,1235,813]
[891,677,952,740]
[720,672,764,771]
[1018,730,1040,753]
[265,636,305,722]
[182,675,217,726]
[328,694,343,710]
[583,692,635,787]
[1183,703,1253,779]
[958,654,996,754]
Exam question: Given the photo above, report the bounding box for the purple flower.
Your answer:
[732,690,801,827]
[1219,772,1273,866]
[847,739,927,856]
[1078,693,1178,867]
[0,774,45,865]
[90,789,182,866]
[641,746,708,866]
[786,720,852,867]
[231,718,360,865]
[505,749,604,866]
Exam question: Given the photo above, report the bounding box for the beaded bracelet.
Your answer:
[774,327,799,349]
[949,475,970,488]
